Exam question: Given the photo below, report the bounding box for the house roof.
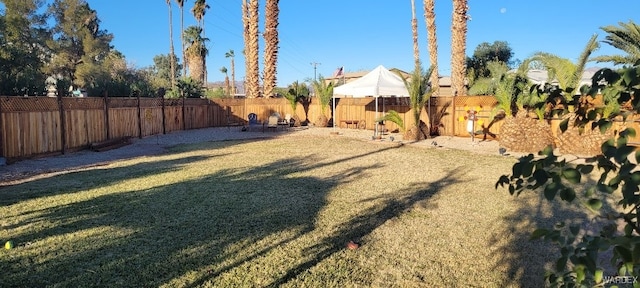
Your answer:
[521,67,601,87]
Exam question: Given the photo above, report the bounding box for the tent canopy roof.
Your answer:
[333,65,409,97]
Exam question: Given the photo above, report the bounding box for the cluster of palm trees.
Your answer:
[241,0,280,98]
[395,0,467,140]
[408,0,469,97]
[165,0,210,92]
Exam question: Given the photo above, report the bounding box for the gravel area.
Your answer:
[0,126,519,184]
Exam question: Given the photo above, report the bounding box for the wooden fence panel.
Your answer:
[1,111,61,158]
[140,107,164,137]
[164,105,183,133]
[108,108,139,139]
[139,98,164,137]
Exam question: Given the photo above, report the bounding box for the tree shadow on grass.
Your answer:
[491,175,612,287]
[0,154,218,207]
[0,140,402,287]
[265,168,465,287]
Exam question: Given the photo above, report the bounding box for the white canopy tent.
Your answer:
[332,65,409,135]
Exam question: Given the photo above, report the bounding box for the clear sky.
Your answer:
[10,1,640,87]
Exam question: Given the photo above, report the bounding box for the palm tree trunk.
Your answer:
[263,0,279,98]
[167,0,176,88]
[424,0,439,96]
[247,0,260,98]
[242,2,250,96]
[180,4,186,78]
[410,0,420,71]
[451,0,469,96]
[231,56,236,95]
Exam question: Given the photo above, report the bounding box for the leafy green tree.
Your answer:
[466,41,514,83]
[175,77,203,98]
[592,20,640,65]
[148,53,182,90]
[496,63,640,287]
[205,87,226,99]
[46,0,113,90]
[0,0,49,95]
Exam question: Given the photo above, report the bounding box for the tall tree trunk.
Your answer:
[242,2,249,96]
[410,0,420,71]
[424,0,439,96]
[263,0,279,98]
[179,3,186,78]
[246,0,260,98]
[230,56,236,95]
[451,0,469,96]
[167,0,176,88]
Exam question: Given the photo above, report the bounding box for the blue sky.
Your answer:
[7,1,640,86]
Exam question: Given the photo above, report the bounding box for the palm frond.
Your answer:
[376,110,405,132]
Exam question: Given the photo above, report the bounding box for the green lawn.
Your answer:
[0,135,587,287]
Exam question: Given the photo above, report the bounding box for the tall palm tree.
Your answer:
[175,0,186,77]
[192,0,210,82]
[423,0,439,96]
[225,50,236,95]
[184,25,209,85]
[591,20,640,65]
[166,0,176,88]
[191,0,209,29]
[450,0,469,96]
[242,0,260,98]
[410,0,420,71]
[263,0,280,98]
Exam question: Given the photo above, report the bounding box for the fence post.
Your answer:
[57,94,66,154]
[0,97,4,159]
[103,91,110,140]
[452,94,457,136]
[182,96,186,131]
[137,92,142,139]
[161,97,166,134]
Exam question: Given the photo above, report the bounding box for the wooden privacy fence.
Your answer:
[1,95,638,162]
[0,96,233,162]
[0,95,496,161]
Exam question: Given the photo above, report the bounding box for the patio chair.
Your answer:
[266,115,279,132]
[284,114,295,128]
[247,113,263,132]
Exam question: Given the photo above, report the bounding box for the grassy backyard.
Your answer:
[0,135,588,287]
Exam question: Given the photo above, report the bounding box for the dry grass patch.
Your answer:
[0,135,587,287]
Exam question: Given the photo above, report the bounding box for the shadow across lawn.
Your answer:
[265,169,463,287]
[0,154,218,207]
[1,139,404,287]
[492,171,613,287]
